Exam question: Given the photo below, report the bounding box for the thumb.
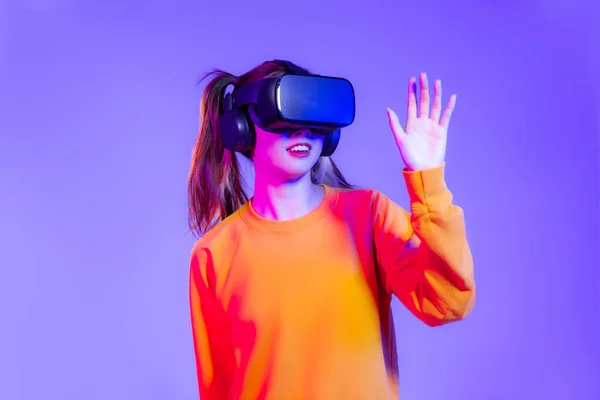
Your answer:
[387,107,405,143]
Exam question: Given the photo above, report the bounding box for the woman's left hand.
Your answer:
[387,72,456,171]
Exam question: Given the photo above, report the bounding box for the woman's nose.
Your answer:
[290,129,312,137]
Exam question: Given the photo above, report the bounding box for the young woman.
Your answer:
[187,60,475,399]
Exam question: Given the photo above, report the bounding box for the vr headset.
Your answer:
[218,60,356,157]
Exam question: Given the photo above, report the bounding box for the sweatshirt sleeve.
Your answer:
[371,163,476,327]
[189,247,234,399]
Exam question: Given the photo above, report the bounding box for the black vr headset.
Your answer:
[218,60,356,157]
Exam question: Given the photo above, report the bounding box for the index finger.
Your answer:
[407,76,417,119]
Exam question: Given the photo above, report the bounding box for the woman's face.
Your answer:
[251,124,324,181]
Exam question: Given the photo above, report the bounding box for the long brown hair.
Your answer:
[187,60,353,237]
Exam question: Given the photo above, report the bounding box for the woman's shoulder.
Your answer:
[327,184,382,207]
[328,184,406,221]
[191,207,249,256]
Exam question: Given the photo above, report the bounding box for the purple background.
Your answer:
[1,0,599,399]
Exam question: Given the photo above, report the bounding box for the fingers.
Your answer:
[406,73,456,127]
[407,77,417,119]
[419,72,430,118]
[440,94,457,128]
[430,79,442,123]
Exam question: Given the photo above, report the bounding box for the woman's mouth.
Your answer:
[286,143,312,158]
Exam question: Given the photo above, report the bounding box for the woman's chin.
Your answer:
[279,159,319,178]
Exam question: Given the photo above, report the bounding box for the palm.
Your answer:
[387,73,456,171]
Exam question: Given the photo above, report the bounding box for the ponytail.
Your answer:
[187,69,249,237]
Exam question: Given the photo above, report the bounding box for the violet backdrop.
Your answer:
[1,0,599,399]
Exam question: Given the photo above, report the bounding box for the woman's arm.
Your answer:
[372,164,475,327]
[189,247,234,399]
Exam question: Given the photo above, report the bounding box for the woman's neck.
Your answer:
[251,172,324,221]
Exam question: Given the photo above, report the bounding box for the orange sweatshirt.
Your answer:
[189,164,475,399]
